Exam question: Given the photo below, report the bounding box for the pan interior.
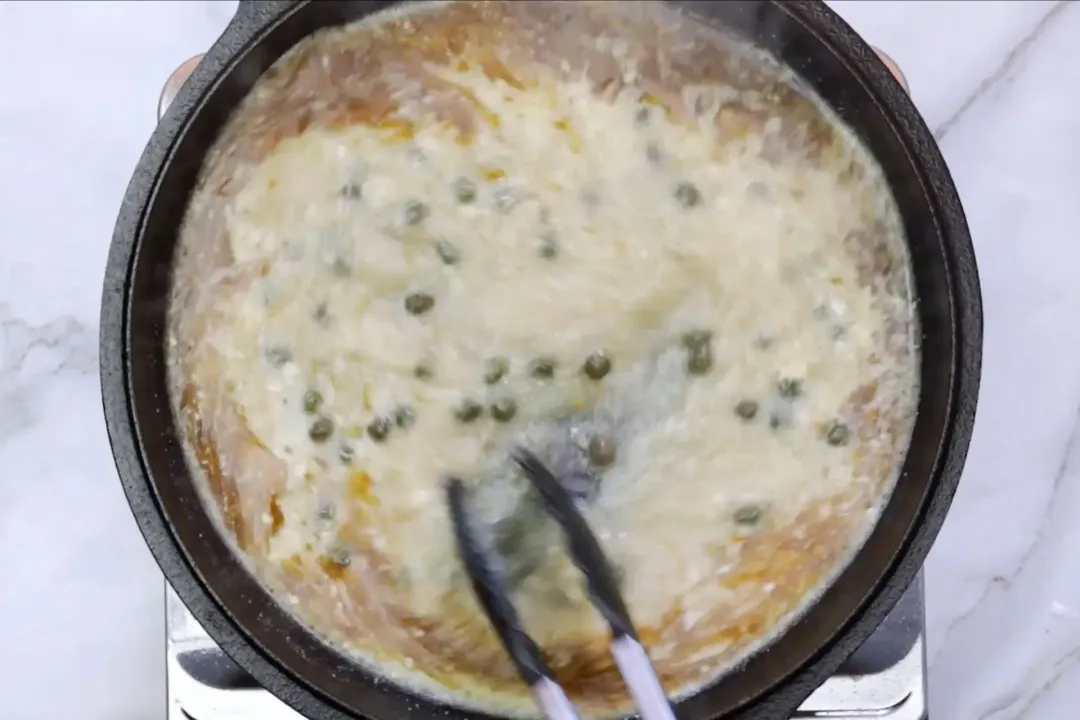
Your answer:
[124,2,958,719]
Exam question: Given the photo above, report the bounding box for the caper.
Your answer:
[687,345,713,375]
[675,181,702,208]
[367,416,392,442]
[435,238,460,265]
[393,406,416,429]
[734,400,759,421]
[309,416,335,443]
[581,189,602,209]
[681,329,713,349]
[313,302,330,325]
[635,106,651,125]
[414,364,434,381]
[582,351,612,380]
[491,397,518,423]
[303,390,323,415]
[538,231,558,260]
[588,435,616,467]
[529,357,557,380]
[338,444,355,464]
[317,503,335,520]
[454,400,484,423]
[825,422,851,446]
[453,177,477,204]
[404,292,435,315]
[265,345,293,368]
[645,142,663,165]
[777,377,803,399]
[483,357,509,385]
[769,413,784,430]
[404,200,429,226]
[339,182,362,199]
[330,257,351,278]
[734,504,764,526]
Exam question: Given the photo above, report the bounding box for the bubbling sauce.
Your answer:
[167,2,919,717]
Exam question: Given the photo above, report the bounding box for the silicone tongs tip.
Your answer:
[445,450,677,720]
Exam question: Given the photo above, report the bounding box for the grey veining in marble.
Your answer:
[1,1,1077,718]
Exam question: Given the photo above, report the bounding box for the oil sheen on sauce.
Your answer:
[168,2,919,717]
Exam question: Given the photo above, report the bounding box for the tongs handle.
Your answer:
[514,450,677,720]
[446,477,582,720]
[445,451,677,720]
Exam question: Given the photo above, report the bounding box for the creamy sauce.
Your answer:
[168,2,918,717]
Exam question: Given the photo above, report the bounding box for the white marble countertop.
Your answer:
[1,1,1076,718]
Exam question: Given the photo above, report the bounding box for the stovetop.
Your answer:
[166,573,926,720]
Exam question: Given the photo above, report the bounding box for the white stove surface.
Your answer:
[166,578,927,720]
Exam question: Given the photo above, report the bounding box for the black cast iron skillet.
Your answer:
[100,1,982,718]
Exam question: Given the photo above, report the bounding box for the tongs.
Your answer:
[445,449,677,720]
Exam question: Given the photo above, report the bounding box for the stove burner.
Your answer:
[166,576,927,719]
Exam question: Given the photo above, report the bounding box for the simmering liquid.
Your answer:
[168,2,919,717]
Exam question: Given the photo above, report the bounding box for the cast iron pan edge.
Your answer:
[100,1,981,718]
[99,3,347,718]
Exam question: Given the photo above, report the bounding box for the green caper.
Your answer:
[675,181,702,208]
[404,200,429,226]
[777,377,803,399]
[483,357,509,384]
[491,397,518,422]
[452,177,477,204]
[367,416,392,442]
[338,444,355,464]
[587,435,616,467]
[734,400,759,421]
[681,329,713,349]
[435,238,460,265]
[645,142,663,165]
[317,503,335,520]
[313,302,330,325]
[529,357,557,380]
[734,504,764,526]
[309,416,335,443]
[303,390,323,415]
[454,400,484,423]
[265,345,293,368]
[582,351,612,381]
[339,182,363,199]
[825,422,851,446]
[394,406,416,429]
[330,257,351,278]
[414,364,434,381]
[538,231,559,260]
[769,413,784,430]
[687,345,713,375]
[404,292,435,316]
